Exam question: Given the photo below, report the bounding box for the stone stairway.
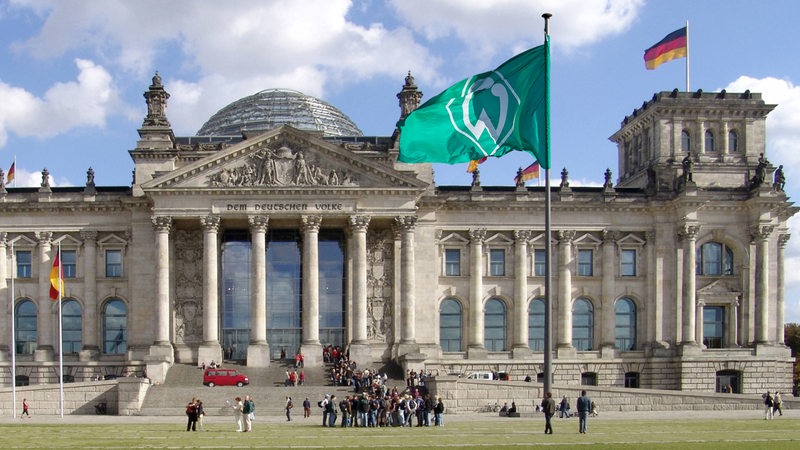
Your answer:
[139,359,403,417]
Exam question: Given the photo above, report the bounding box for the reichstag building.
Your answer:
[0,72,794,394]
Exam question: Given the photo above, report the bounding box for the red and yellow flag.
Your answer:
[7,161,15,184]
[466,157,487,173]
[49,252,64,301]
[644,27,687,70]
[514,162,540,184]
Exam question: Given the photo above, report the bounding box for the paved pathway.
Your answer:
[0,406,794,425]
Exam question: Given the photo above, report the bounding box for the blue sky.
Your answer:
[2,0,800,323]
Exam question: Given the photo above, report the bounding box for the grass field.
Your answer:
[0,414,798,449]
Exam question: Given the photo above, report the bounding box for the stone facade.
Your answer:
[0,75,794,395]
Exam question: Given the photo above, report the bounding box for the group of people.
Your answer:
[284,369,306,387]
[318,392,446,428]
[762,390,784,420]
[540,390,593,434]
[227,395,256,432]
[184,397,205,431]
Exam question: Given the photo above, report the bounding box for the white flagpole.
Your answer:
[685,20,690,92]
[542,12,554,395]
[57,242,64,418]
[10,240,17,418]
[12,155,16,188]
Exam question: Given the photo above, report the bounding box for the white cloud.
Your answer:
[0,59,118,143]
[389,0,644,55]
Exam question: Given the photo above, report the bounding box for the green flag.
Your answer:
[398,40,550,169]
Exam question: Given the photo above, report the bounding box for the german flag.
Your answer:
[644,27,687,70]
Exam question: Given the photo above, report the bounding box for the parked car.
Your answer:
[464,371,494,380]
[203,368,249,387]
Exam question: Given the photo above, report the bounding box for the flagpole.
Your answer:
[57,242,64,418]
[685,20,690,92]
[10,240,17,418]
[542,12,554,396]
[12,155,16,188]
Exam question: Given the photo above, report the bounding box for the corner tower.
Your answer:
[609,89,776,193]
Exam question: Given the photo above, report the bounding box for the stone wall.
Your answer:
[427,376,798,414]
[0,377,150,416]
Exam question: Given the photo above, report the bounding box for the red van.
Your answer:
[203,368,249,387]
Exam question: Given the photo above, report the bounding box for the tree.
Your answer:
[785,323,800,396]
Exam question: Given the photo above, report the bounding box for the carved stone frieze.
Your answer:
[174,229,203,345]
[206,145,359,188]
[366,229,394,342]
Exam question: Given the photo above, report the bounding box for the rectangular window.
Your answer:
[444,249,461,276]
[105,250,122,277]
[16,251,32,278]
[489,248,505,276]
[703,306,725,349]
[577,249,593,276]
[61,250,77,278]
[534,249,546,276]
[620,249,636,276]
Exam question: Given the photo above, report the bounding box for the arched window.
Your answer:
[572,298,594,351]
[681,130,691,153]
[528,298,545,351]
[615,298,637,351]
[15,299,37,355]
[103,298,127,354]
[696,242,734,276]
[728,130,739,153]
[484,298,507,352]
[704,130,715,152]
[62,299,82,354]
[439,298,462,352]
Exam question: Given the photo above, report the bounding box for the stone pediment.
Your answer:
[697,279,741,304]
[140,126,426,191]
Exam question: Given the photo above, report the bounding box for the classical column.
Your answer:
[0,233,7,360]
[729,299,740,347]
[349,215,370,344]
[645,231,664,346]
[396,216,417,345]
[777,234,790,343]
[35,231,54,361]
[600,230,617,353]
[79,230,99,360]
[247,215,270,367]
[754,225,773,344]
[557,230,575,350]
[151,217,172,346]
[679,224,699,346]
[696,300,705,347]
[512,230,532,357]
[301,215,322,366]
[468,228,486,355]
[198,216,221,365]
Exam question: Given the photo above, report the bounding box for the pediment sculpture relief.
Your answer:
[207,145,359,187]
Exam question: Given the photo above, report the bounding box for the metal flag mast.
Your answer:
[685,20,690,92]
[57,241,64,418]
[542,12,554,396]
[10,240,16,418]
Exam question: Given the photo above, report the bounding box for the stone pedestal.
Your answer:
[34,345,54,362]
[300,343,322,367]
[246,342,271,367]
[347,342,373,367]
[467,346,488,359]
[511,346,533,359]
[198,342,222,368]
[79,346,100,362]
[398,351,427,374]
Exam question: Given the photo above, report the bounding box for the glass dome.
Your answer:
[197,89,363,137]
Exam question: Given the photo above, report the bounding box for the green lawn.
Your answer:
[0,416,798,449]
